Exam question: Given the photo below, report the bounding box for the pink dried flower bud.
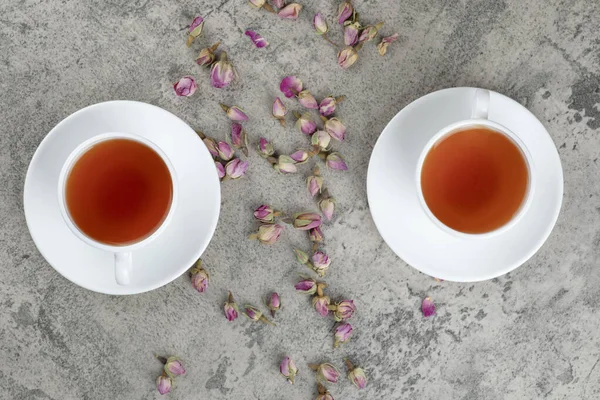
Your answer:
[156,375,172,395]
[294,248,310,264]
[272,97,288,125]
[248,0,266,8]
[312,295,331,317]
[210,52,236,88]
[422,297,436,317]
[273,0,285,8]
[203,137,219,157]
[196,41,220,66]
[245,30,268,48]
[344,22,360,46]
[316,383,335,400]
[215,161,226,179]
[190,261,209,293]
[243,305,275,325]
[216,141,234,161]
[164,357,186,377]
[337,46,359,69]
[258,137,275,157]
[319,97,336,117]
[319,198,336,221]
[274,155,297,174]
[278,3,302,19]
[295,278,317,294]
[359,22,384,43]
[186,16,204,47]
[280,356,298,384]
[267,292,281,316]
[312,251,331,276]
[292,212,321,230]
[310,362,340,384]
[250,224,284,244]
[338,1,353,24]
[347,365,367,389]
[280,76,303,98]
[296,113,317,135]
[325,117,346,141]
[309,226,323,242]
[333,300,355,321]
[334,323,352,347]
[326,152,348,171]
[231,123,247,149]
[225,158,249,179]
[377,33,399,56]
[224,292,239,321]
[307,175,324,197]
[220,104,249,122]
[313,13,328,34]
[290,149,310,164]
[311,131,331,150]
[173,76,198,97]
[297,90,319,109]
[254,204,275,223]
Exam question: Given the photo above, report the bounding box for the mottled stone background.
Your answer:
[1,0,599,399]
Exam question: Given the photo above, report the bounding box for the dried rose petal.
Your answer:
[245,30,268,48]
[326,152,348,171]
[311,130,331,150]
[344,22,360,46]
[319,198,336,221]
[164,357,186,377]
[334,323,353,347]
[333,300,355,321]
[359,22,384,43]
[225,158,249,179]
[290,149,309,164]
[296,112,317,135]
[280,76,303,98]
[280,356,298,384]
[307,175,324,197]
[422,297,436,317]
[258,137,275,157]
[313,295,331,317]
[274,155,297,174]
[215,161,226,179]
[338,1,353,24]
[295,278,317,294]
[250,224,283,244]
[314,13,328,35]
[220,104,249,122]
[319,97,336,117]
[292,212,321,230]
[210,52,236,88]
[278,3,302,19]
[254,204,275,223]
[377,33,399,56]
[156,375,172,395]
[224,292,239,321]
[173,76,197,97]
[186,16,204,47]
[217,141,234,160]
[325,117,346,141]
[309,226,323,242]
[337,46,358,69]
[297,90,319,109]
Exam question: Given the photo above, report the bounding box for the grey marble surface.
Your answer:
[1,0,599,399]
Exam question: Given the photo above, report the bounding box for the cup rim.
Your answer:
[415,119,536,239]
[57,132,179,252]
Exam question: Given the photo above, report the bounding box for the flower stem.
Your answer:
[344,358,354,371]
[322,34,339,47]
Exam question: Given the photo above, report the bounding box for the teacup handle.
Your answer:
[471,88,490,119]
[115,252,133,286]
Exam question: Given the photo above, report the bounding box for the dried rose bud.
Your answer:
[245,30,268,48]
[215,161,225,179]
[290,150,309,164]
[267,292,281,316]
[280,356,298,384]
[203,137,219,157]
[319,97,336,117]
[216,141,234,161]
[313,13,328,34]
[224,292,239,321]
[278,3,302,19]
[186,16,204,47]
[274,155,297,174]
[173,76,198,97]
[220,104,249,122]
[377,33,399,56]
[280,76,303,98]
[272,0,285,8]
[309,362,340,384]
[225,158,249,179]
[156,374,172,395]
[325,117,346,141]
[312,295,330,317]
[345,360,367,389]
[326,152,348,171]
[257,137,275,158]
[196,41,220,66]
[210,52,236,89]
[248,0,266,8]
[294,248,310,264]
[292,212,322,230]
[190,261,209,293]
[307,175,324,197]
[359,22,384,43]
[243,305,275,325]
[296,112,317,135]
[295,278,317,294]
[311,130,331,150]
[332,300,355,321]
[309,226,323,242]
[249,224,284,244]
[297,90,319,109]
[334,323,352,347]
[163,357,185,377]
[344,22,360,46]
[312,251,331,276]
[231,123,248,153]
[316,383,334,400]
[337,47,358,69]
[254,204,275,223]
[272,97,288,126]
[422,297,436,317]
[319,198,336,221]
[338,1,353,24]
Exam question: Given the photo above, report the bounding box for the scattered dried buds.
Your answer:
[272,97,288,126]
[267,292,281,317]
[326,152,348,171]
[231,123,249,156]
[258,137,275,157]
[319,96,344,117]
[278,3,302,19]
[158,357,186,378]
[243,305,276,325]
[338,1,354,24]
[337,46,359,69]
[309,226,323,243]
[324,117,346,141]
[315,383,335,400]
[377,33,399,56]
[311,131,331,151]
[215,161,225,179]
[307,174,324,197]
[186,16,204,47]
[313,13,328,34]
[248,0,274,12]
[295,278,317,294]
[295,112,317,135]
[249,224,284,244]
[313,294,331,317]
[245,30,268,48]
[330,299,355,321]
[220,104,249,121]
[173,76,198,97]
[203,137,219,157]
[343,22,360,46]
[294,248,310,264]
[280,356,298,384]
[254,204,277,223]
[292,212,322,230]
[217,141,234,160]
[156,374,172,395]
[359,22,384,43]
[311,251,331,276]
[210,52,236,88]
[274,155,298,174]
[334,323,353,347]
[280,76,303,98]
[345,359,367,389]
[190,259,209,293]
[290,149,310,164]
[422,297,436,317]
[309,362,341,384]
[224,292,239,321]
[297,90,319,109]
[319,197,336,221]
[196,42,220,66]
[225,158,249,179]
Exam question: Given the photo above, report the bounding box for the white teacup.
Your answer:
[415,89,536,239]
[57,132,178,285]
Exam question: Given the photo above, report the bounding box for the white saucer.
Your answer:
[367,88,563,282]
[24,101,221,295]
